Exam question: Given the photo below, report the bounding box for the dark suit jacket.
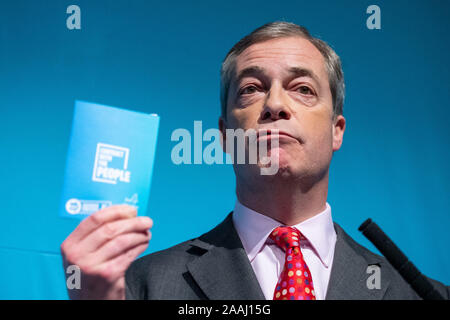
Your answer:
[125,212,449,300]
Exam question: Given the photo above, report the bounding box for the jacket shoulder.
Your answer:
[124,213,234,300]
[125,237,206,299]
[334,223,449,300]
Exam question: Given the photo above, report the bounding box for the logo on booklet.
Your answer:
[92,143,131,184]
[66,198,82,215]
[65,198,112,215]
[125,193,139,205]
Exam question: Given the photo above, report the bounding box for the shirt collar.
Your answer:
[232,199,336,268]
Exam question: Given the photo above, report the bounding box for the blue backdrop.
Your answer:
[0,0,449,299]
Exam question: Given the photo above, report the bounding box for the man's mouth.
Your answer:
[256,129,298,142]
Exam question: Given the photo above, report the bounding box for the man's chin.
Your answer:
[233,148,305,178]
[256,158,295,177]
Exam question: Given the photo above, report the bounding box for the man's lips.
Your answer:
[256,129,299,142]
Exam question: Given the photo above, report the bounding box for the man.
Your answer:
[61,21,449,300]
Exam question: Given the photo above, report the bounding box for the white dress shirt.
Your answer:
[232,200,337,300]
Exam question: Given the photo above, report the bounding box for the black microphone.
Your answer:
[358,218,445,300]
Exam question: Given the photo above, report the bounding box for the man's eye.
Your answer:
[239,86,258,95]
[297,86,314,95]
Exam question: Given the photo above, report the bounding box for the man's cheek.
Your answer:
[304,128,333,157]
[228,112,251,130]
[303,115,333,141]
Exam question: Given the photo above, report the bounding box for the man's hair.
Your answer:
[220,21,345,119]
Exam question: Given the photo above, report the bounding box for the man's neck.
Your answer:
[235,172,329,226]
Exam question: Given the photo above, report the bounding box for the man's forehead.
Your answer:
[234,36,326,77]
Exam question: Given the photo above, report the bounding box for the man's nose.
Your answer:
[260,84,291,121]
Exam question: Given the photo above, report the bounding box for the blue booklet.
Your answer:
[59,100,160,219]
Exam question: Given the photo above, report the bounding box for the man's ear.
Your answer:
[332,115,346,152]
[219,116,227,153]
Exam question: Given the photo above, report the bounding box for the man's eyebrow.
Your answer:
[287,67,321,84]
[234,66,321,85]
[235,66,267,83]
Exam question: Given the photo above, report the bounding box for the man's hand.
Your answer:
[60,205,152,300]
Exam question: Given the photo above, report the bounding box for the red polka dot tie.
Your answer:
[269,226,316,300]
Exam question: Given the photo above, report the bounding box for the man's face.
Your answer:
[220,36,345,182]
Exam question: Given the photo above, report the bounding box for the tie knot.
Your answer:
[269,226,305,251]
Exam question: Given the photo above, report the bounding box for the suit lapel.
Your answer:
[186,213,266,300]
[325,223,390,300]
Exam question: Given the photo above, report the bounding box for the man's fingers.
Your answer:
[79,216,153,253]
[63,205,137,247]
[81,230,151,266]
[92,243,150,283]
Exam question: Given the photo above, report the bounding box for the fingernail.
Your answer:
[141,217,153,227]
